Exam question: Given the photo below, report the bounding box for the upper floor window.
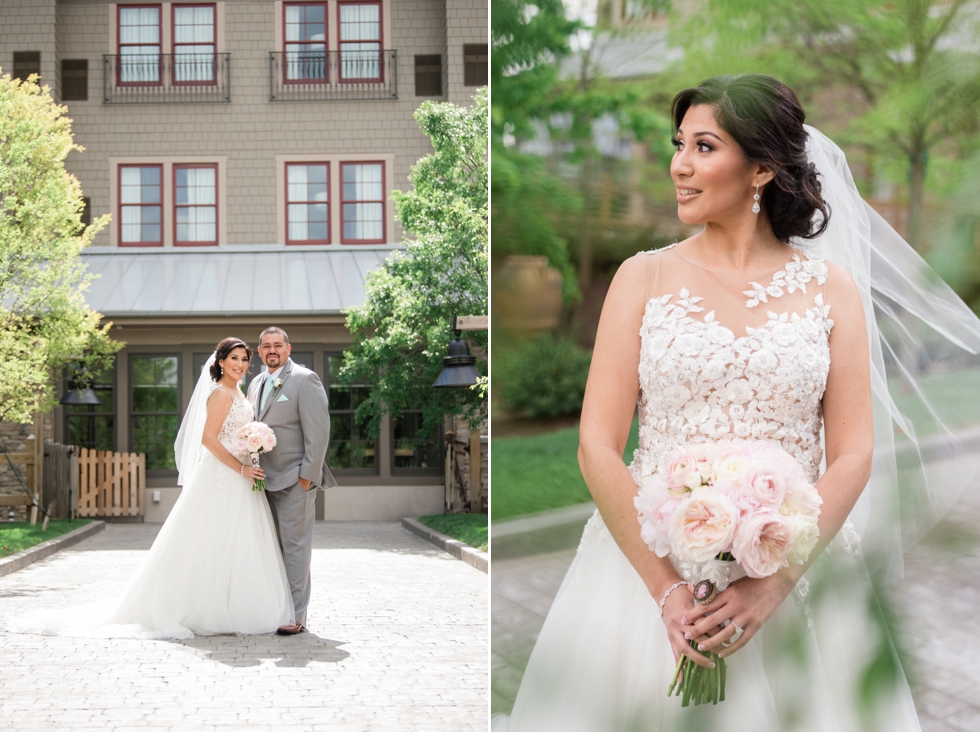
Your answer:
[463,44,488,87]
[118,5,162,85]
[341,162,385,243]
[173,4,216,84]
[286,163,330,244]
[120,165,163,246]
[284,3,327,82]
[174,164,217,246]
[339,2,382,82]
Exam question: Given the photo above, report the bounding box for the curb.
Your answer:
[401,517,488,574]
[0,521,106,579]
[491,502,596,560]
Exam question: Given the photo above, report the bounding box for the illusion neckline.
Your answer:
[667,243,807,280]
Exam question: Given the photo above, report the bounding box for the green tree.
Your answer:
[341,89,488,437]
[0,70,120,424]
[670,0,980,250]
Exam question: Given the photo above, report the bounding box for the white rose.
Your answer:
[729,404,745,420]
[645,299,668,326]
[674,333,706,357]
[797,346,822,372]
[784,480,823,519]
[771,323,798,348]
[713,455,750,483]
[726,379,753,405]
[785,513,820,564]
[647,333,671,361]
[684,471,704,491]
[747,350,778,374]
[683,402,711,425]
[706,324,734,346]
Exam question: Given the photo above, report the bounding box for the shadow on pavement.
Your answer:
[174,630,350,668]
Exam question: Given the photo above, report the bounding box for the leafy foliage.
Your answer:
[669,0,980,249]
[341,89,488,437]
[495,333,592,419]
[0,71,120,423]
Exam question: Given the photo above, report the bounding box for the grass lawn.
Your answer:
[491,417,639,521]
[416,513,488,552]
[0,519,93,558]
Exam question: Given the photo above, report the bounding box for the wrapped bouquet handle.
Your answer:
[236,421,277,491]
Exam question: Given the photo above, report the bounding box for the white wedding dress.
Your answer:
[498,246,922,731]
[7,389,294,639]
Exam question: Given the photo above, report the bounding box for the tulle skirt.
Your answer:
[6,452,294,639]
[496,510,921,732]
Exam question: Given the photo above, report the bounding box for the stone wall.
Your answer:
[0,415,54,522]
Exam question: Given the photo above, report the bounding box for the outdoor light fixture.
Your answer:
[59,388,102,406]
[433,316,487,389]
[59,366,102,406]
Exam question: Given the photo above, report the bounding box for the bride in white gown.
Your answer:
[7,337,294,639]
[498,75,980,730]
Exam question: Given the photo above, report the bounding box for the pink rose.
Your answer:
[732,512,793,578]
[666,452,699,491]
[668,493,738,563]
[262,431,277,452]
[246,433,264,453]
[784,480,822,519]
[736,465,786,508]
[635,477,677,557]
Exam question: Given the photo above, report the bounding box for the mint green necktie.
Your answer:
[260,374,272,412]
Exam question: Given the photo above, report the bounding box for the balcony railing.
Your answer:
[269,50,397,102]
[102,53,231,104]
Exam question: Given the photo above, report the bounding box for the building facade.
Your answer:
[0,0,488,521]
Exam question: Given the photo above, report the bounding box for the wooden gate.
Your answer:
[75,449,146,518]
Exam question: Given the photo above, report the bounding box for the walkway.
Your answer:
[0,522,487,731]
[492,486,980,731]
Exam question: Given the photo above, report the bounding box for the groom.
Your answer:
[248,326,337,635]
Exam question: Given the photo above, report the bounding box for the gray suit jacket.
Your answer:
[246,358,338,492]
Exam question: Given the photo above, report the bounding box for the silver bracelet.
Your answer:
[659,581,690,618]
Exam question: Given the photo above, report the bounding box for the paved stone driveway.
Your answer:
[0,522,487,731]
[492,486,980,731]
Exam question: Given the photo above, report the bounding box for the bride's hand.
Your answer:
[243,465,265,481]
[679,573,795,657]
[661,583,720,671]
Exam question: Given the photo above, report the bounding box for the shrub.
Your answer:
[496,334,592,419]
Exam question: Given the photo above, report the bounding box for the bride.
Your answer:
[498,74,980,730]
[7,337,294,639]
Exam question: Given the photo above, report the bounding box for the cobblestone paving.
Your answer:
[0,522,488,732]
[492,487,980,730]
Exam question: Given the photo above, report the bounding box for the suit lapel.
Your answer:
[259,358,294,422]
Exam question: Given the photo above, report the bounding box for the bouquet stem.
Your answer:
[250,454,266,491]
[667,641,727,706]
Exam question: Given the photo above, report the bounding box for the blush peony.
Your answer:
[732,512,793,578]
[668,493,738,564]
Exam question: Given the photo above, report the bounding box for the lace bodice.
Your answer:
[629,247,834,486]
[213,387,253,464]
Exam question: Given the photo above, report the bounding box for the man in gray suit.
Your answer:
[248,326,337,635]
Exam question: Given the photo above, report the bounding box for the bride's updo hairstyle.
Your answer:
[211,337,252,381]
[671,74,830,242]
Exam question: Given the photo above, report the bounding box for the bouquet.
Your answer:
[634,440,822,707]
[235,421,277,491]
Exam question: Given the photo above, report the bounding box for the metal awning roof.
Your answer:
[79,245,400,317]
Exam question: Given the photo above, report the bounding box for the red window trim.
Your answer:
[117,4,163,88]
[171,3,217,87]
[283,2,329,86]
[118,163,164,248]
[285,162,331,245]
[340,161,386,245]
[337,0,383,84]
[173,163,218,247]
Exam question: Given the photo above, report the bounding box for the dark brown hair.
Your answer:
[671,74,830,242]
[259,326,289,344]
[211,337,252,381]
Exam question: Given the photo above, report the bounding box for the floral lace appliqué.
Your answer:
[743,254,829,309]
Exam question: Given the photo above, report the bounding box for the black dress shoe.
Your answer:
[276,622,304,635]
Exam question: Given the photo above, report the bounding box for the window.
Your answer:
[325,354,376,473]
[80,198,92,229]
[174,164,217,246]
[12,52,41,83]
[65,377,115,452]
[60,59,88,101]
[131,355,179,470]
[341,162,385,243]
[392,412,441,472]
[118,5,162,85]
[286,163,329,244]
[173,4,216,84]
[119,165,163,246]
[463,43,487,86]
[284,3,327,82]
[414,55,442,97]
[338,2,381,82]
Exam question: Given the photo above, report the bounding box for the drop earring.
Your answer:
[752,184,761,214]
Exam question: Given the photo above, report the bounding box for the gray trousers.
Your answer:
[266,483,317,626]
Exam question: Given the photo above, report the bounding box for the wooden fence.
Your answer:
[75,448,146,518]
[43,442,77,520]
